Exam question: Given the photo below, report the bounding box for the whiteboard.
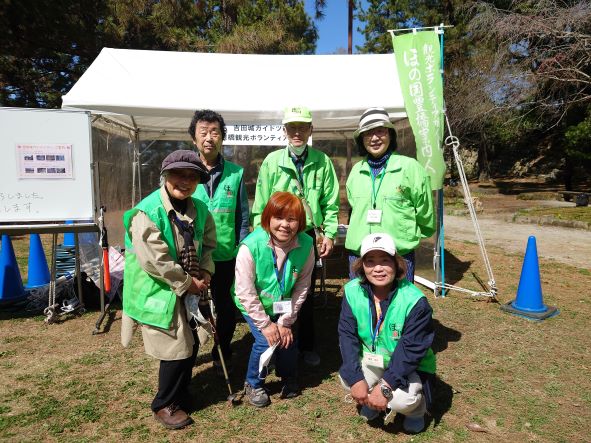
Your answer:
[0,108,95,222]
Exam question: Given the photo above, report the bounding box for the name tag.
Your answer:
[273,301,292,314]
[366,209,382,224]
[362,352,384,368]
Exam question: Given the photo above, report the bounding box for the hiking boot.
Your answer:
[359,405,380,422]
[301,350,321,367]
[280,378,299,399]
[403,414,425,433]
[244,382,270,407]
[153,404,193,430]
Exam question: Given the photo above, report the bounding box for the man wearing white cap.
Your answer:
[338,232,436,433]
[252,106,340,366]
[345,107,435,282]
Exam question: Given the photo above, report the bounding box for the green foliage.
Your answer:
[0,0,318,108]
[357,0,468,60]
[211,0,317,54]
[565,107,591,161]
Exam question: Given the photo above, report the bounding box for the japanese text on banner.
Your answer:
[392,31,445,190]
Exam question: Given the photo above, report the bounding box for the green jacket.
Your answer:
[345,278,436,373]
[251,146,339,239]
[122,189,209,329]
[233,227,313,316]
[193,160,243,261]
[345,153,435,255]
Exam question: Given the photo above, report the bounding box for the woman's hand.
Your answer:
[199,270,212,286]
[318,236,334,258]
[189,276,208,294]
[367,385,389,411]
[350,380,370,406]
[277,324,293,349]
[261,323,281,347]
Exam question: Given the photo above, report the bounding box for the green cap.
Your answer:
[282,106,312,124]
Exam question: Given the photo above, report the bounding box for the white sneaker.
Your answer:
[403,415,425,433]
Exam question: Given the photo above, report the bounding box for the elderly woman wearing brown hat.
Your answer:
[345,107,435,282]
[121,150,216,430]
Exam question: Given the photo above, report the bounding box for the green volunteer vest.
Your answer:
[344,278,436,373]
[345,153,435,256]
[193,160,243,261]
[233,227,313,317]
[122,189,208,329]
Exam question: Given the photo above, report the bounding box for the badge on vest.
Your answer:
[366,209,382,224]
[363,352,384,368]
[224,184,234,198]
[389,323,402,339]
[273,300,292,315]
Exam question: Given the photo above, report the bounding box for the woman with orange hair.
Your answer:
[233,191,315,407]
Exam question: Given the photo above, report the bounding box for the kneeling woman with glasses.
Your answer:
[338,233,436,434]
[233,192,315,407]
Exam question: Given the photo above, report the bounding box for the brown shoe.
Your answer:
[153,404,193,430]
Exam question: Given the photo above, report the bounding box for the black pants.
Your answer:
[297,230,317,353]
[210,259,238,362]
[151,326,199,412]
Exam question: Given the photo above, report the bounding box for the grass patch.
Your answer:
[0,238,589,441]
[516,192,558,200]
[0,350,17,358]
[516,206,591,223]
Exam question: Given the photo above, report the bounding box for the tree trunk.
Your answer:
[478,134,491,182]
[564,154,573,191]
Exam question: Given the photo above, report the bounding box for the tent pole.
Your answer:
[136,132,142,201]
[130,116,141,205]
[432,24,446,296]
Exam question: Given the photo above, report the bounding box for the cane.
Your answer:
[99,206,111,293]
[198,293,240,405]
[93,206,112,334]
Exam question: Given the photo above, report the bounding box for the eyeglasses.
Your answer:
[284,123,312,133]
[362,127,389,138]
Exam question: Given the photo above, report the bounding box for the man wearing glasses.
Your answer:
[190,109,250,374]
[251,106,340,367]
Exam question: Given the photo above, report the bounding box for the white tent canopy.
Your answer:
[62,48,406,140]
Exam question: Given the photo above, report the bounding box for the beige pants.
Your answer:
[340,362,425,417]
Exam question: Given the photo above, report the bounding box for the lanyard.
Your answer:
[271,248,287,294]
[368,296,385,352]
[370,170,386,209]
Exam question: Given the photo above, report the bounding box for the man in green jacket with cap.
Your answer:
[252,106,340,366]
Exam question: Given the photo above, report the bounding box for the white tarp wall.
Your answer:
[60,48,412,250]
[62,48,406,139]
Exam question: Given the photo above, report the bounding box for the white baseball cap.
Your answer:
[360,233,397,257]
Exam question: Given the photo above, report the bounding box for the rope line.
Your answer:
[444,115,497,298]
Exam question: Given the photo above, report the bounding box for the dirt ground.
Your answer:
[443,181,591,269]
[1,179,590,442]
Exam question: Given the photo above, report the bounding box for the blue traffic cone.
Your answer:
[0,235,26,303]
[63,220,75,247]
[500,236,558,320]
[25,234,51,288]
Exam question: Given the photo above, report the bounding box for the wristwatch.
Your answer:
[380,382,393,401]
